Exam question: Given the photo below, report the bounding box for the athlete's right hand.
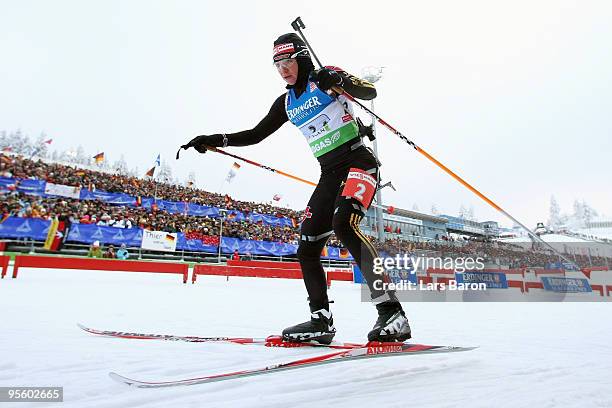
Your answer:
[187,134,224,154]
[176,134,226,160]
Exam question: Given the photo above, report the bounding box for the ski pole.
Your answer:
[208,146,317,187]
[290,17,576,266]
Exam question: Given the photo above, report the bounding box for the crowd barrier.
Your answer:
[192,263,303,283]
[193,260,354,286]
[226,260,301,269]
[0,255,10,278]
[2,251,610,299]
[10,255,188,283]
[0,217,353,261]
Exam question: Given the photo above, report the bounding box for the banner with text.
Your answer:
[141,230,178,252]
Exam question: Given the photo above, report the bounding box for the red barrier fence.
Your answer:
[11,255,188,283]
[507,280,524,293]
[227,260,301,270]
[533,269,566,277]
[591,284,604,296]
[193,264,303,283]
[326,270,353,288]
[581,267,610,279]
[0,255,10,279]
[525,282,544,292]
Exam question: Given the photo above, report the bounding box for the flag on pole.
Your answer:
[43,139,53,145]
[145,166,155,177]
[155,154,161,167]
[93,152,105,164]
[339,247,350,259]
[225,162,241,183]
[273,194,282,202]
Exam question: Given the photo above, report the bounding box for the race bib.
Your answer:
[341,168,377,208]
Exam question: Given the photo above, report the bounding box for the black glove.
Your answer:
[312,68,344,92]
[176,134,225,159]
[190,134,226,153]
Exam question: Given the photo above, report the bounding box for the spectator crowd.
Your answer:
[1,153,610,268]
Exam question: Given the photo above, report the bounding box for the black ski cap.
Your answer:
[273,33,311,62]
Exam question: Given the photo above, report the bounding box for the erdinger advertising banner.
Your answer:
[541,277,592,293]
[455,271,508,289]
[141,230,178,252]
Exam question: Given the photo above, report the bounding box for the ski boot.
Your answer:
[367,300,411,342]
[282,308,336,345]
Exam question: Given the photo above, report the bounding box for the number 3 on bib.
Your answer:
[341,168,377,208]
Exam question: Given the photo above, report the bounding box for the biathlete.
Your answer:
[181,33,411,344]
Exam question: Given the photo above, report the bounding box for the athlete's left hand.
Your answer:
[313,68,344,92]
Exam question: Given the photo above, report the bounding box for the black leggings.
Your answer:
[298,146,395,311]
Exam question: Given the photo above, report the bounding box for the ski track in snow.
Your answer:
[1,268,611,408]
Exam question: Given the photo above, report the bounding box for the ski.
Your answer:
[109,343,477,388]
[78,323,373,349]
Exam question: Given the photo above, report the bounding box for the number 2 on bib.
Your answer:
[341,168,377,208]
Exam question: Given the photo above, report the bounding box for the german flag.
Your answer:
[145,167,155,177]
[321,246,329,257]
[291,218,298,228]
[93,152,105,164]
[0,212,11,224]
[339,247,350,259]
[165,234,176,242]
[135,196,142,207]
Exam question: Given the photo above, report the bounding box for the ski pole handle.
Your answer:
[291,17,305,31]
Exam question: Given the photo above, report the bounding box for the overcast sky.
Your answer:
[2,0,610,228]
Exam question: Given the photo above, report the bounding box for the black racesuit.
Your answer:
[201,68,396,310]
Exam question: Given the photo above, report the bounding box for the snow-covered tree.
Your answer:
[548,195,562,230]
[75,146,88,165]
[458,204,468,219]
[582,201,597,225]
[466,206,476,221]
[9,129,33,155]
[32,133,50,159]
[127,166,139,178]
[157,160,174,184]
[0,130,8,149]
[113,155,129,175]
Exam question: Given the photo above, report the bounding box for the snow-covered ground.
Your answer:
[2,268,612,408]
